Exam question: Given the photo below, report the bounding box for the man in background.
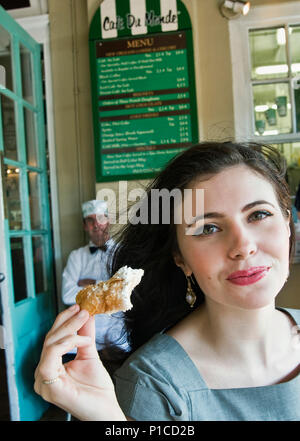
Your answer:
[62,200,128,357]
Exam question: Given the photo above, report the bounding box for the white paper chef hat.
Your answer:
[81,200,108,218]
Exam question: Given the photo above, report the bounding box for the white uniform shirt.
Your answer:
[62,238,129,351]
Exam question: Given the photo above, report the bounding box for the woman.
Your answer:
[34,142,300,421]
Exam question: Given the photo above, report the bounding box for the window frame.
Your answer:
[229,1,300,144]
[15,14,63,305]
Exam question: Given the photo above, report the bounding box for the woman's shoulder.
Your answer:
[114,332,202,388]
[116,333,181,377]
[114,333,194,420]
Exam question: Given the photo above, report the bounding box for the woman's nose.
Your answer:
[227,225,257,260]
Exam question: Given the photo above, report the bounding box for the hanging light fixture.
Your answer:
[219,1,251,19]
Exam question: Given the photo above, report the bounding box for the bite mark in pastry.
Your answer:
[76,266,144,315]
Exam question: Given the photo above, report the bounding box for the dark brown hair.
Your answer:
[109,141,294,358]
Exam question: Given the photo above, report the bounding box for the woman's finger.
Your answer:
[76,315,99,359]
[49,304,80,333]
[35,334,92,391]
[78,314,95,340]
[45,309,90,347]
[36,310,90,381]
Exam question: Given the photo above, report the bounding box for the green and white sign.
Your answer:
[89,0,198,181]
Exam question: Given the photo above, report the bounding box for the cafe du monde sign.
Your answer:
[99,0,181,39]
[102,9,178,32]
[89,0,198,182]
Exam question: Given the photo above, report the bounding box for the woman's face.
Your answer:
[174,165,291,310]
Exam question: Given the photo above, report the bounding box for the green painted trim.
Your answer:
[0,6,38,51]
[0,87,37,112]
[0,95,4,153]
[3,219,17,309]
[9,230,48,237]
[4,157,44,174]
[0,5,56,420]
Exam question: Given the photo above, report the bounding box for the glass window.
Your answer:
[272,142,300,195]
[0,25,13,91]
[249,27,288,81]
[230,5,300,211]
[24,107,38,167]
[273,141,300,165]
[1,94,18,161]
[20,43,34,105]
[28,170,42,230]
[10,237,28,303]
[253,83,292,135]
[289,25,300,76]
[32,235,47,294]
[4,165,23,230]
[248,23,300,154]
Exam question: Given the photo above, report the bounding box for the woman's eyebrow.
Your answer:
[241,200,275,212]
[187,211,223,226]
[187,200,275,226]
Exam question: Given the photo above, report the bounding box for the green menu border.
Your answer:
[89,0,199,182]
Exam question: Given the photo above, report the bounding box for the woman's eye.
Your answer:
[249,210,273,222]
[192,224,220,236]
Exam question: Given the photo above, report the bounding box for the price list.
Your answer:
[96,32,194,177]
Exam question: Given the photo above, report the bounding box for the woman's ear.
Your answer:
[173,252,192,277]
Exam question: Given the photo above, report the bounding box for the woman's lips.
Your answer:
[226,266,271,286]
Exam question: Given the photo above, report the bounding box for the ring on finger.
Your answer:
[42,376,59,385]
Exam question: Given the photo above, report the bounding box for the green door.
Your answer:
[0,6,56,420]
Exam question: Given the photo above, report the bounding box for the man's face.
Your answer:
[83,213,110,246]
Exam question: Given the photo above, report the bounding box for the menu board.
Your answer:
[95,32,196,179]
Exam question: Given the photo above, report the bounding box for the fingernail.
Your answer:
[78,309,88,318]
[69,304,78,311]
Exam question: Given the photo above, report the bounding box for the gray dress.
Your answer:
[114,308,300,421]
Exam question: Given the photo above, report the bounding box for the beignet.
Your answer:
[76,266,144,315]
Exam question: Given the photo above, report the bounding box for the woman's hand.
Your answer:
[34,304,126,421]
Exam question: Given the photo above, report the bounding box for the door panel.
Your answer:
[0,6,56,420]
[10,236,28,302]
